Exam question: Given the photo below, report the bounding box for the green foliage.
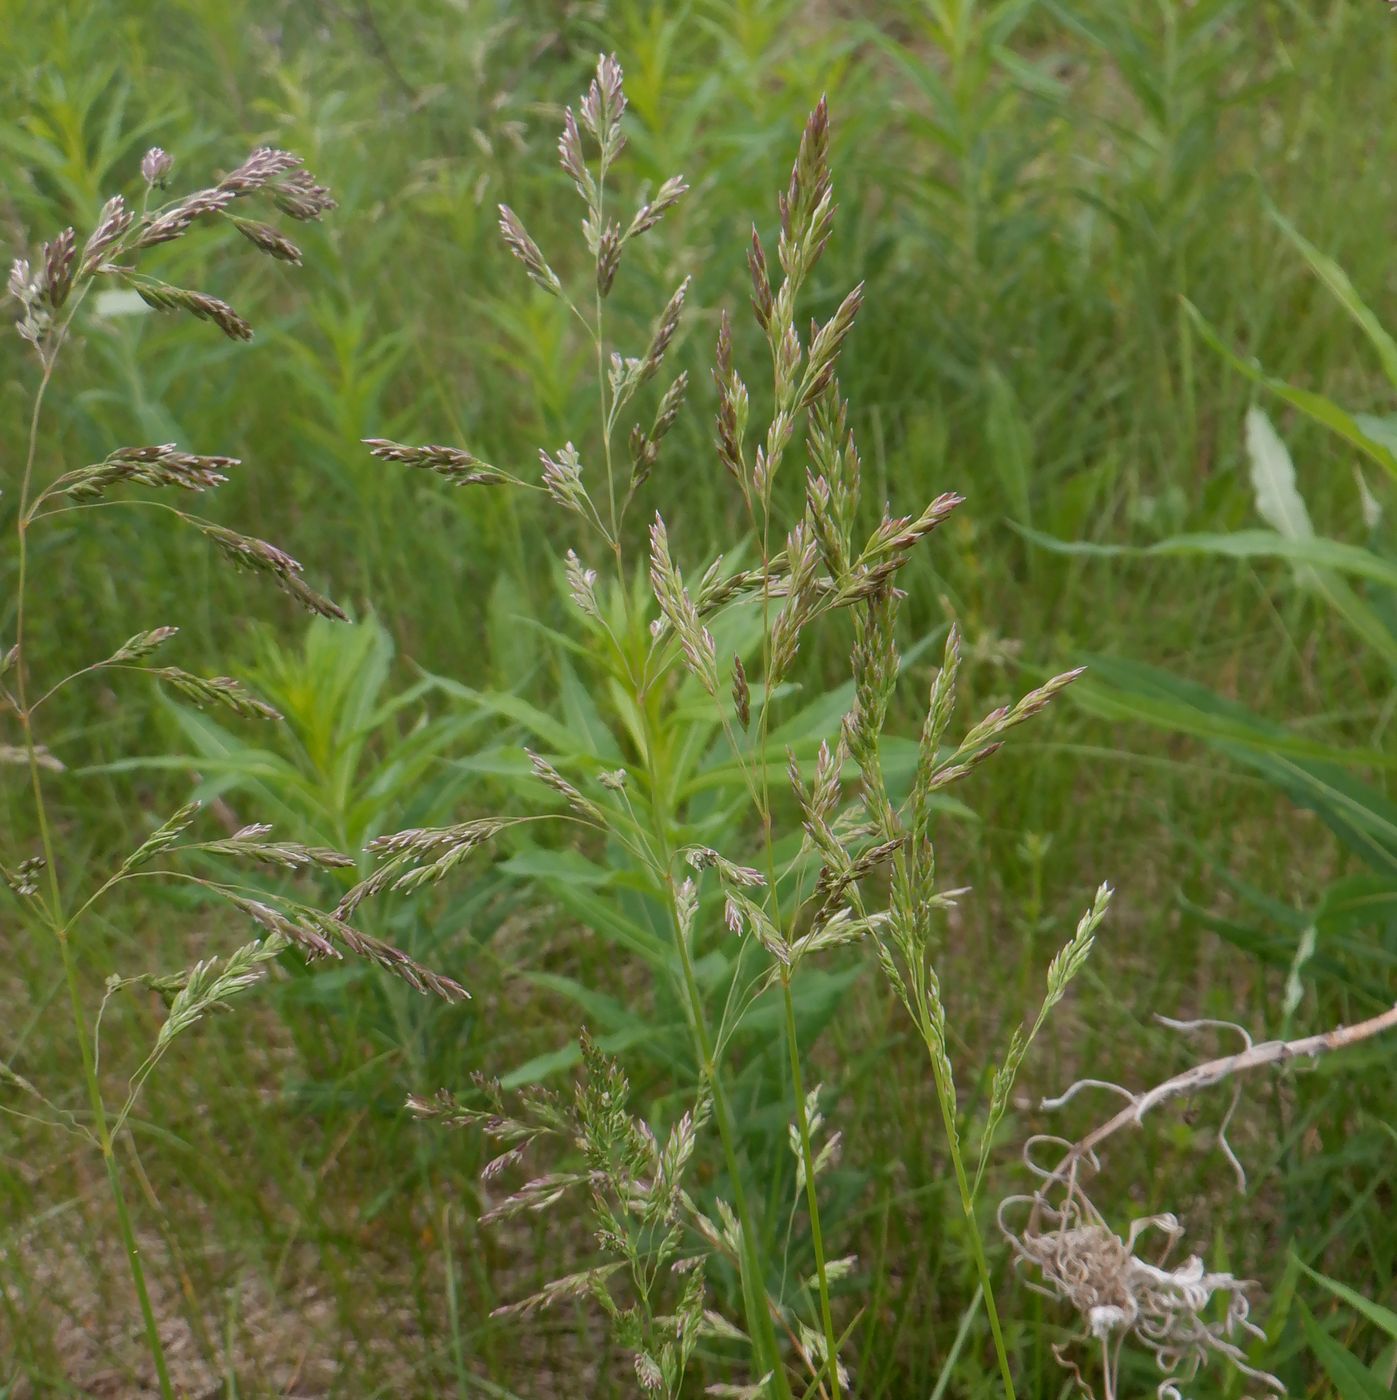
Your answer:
[5,0,1397,1394]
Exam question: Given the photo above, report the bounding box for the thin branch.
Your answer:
[1041,1003,1397,1188]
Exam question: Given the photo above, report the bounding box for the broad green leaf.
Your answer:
[1353,413,1397,461]
[1299,1300,1390,1400]
[1246,405,1312,540]
[984,365,1033,526]
[1184,302,1397,484]
[1271,208,1397,390]
[501,848,612,887]
[1016,524,1397,591]
[425,674,583,755]
[1067,660,1397,771]
[1299,1261,1397,1343]
[500,1026,657,1089]
[1071,655,1397,871]
[1313,876,1397,939]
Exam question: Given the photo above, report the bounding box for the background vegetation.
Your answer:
[2,0,1394,1394]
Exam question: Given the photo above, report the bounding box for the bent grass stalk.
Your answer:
[12,298,176,1399]
[4,145,464,1392]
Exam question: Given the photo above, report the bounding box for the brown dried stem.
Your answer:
[1036,1002,1397,1204]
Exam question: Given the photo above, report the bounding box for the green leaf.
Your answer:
[1245,405,1312,540]
[984,365,1033,527]
[1270,208,1397,390]
[1183,301,1397,484]
[426,675,583,756]
[1299,1300,1390,1400]
[1016,524,1397,591]
[1071,655,1397,872]
[1298,1260,1397,1343]
[1353,413,1397,461]
[500,1025,657,1089]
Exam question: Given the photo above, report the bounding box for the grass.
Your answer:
[2,0,1395,1395]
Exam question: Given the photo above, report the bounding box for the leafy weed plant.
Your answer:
[355,56,1112,1397]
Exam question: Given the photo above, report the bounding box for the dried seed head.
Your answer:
[217,146,302,196]
[134,189,238,248]
[564,549,600,618]
[60,444,239,499]
[595,221,623,297]
[651,371,688,442]
[525,749,604,823]
[267,168,336,221]
[779,96,835,280]
[197,522,347,620]
[120,800,203,871]
[640,276,689,381]
[107,626,180,663]
[128,277,253,340]
[155,668,282,720]
[202,830,355,871]
[630,370,688,488]
[7,258,31,303]
[769,522,821,683]
[2,855,47,897]
[300,907,470,1001]
[580,53,627,169]
[859,492,963,564]
[1005,1192,1282,1400]
[498,204,563,298]
[748,226,774,331]
[80,196,133,275]
[799,282,864,407]
[42,227,76,309]
[684,846,765,887]
[634,1353,664,1392]
[228,215,302,264]
[714,311,749,485]
[558,107,596,207]
[649,514,719,695]
[627,174,688,240]
[540,442,589,516]
[8,257,49,347]
[732,654,751,728]
[364,437,505,486]
[140,147,174,187]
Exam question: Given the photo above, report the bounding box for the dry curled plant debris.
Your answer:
[1001,1005,1397,1399]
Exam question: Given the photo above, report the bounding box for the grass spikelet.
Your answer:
[498,205,563,297]
[56,444,238,499]
[152,668,282,720]
[195,521,347,619]
[649,514,718,694]
[125,275,253,340]
[363,437,507,485]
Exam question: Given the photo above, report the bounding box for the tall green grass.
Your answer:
[4,0,1397,1393]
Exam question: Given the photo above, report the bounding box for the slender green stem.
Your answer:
[919,1009,1016,1400]
[748,399,841,1394]
[780,974,841,1396]
[664,871,793,1400]
[585,151,789,1391]
[14,338,177,1400]
[65,937,175,1400]
[636,690,789,1395]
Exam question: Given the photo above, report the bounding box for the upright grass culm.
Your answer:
[2,145,465,1396]
[357,55,1113,1396]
